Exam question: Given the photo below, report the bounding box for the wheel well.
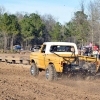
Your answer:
[49,62,53,65]
[48,62,56,71]
[31,59,35,63]
[31,59,44,72]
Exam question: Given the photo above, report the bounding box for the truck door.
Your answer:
[38,45,46,69]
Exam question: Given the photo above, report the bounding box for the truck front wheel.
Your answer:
[45,64,57,81]
[30,63,39,77]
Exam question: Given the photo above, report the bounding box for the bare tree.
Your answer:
[41,14,57,41]
[15,12,24,21]
[0,6,5,15]
[88,0,100,46]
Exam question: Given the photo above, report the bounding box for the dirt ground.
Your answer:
[1,57,100,100]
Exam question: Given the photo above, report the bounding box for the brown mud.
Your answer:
[0,61,100,100]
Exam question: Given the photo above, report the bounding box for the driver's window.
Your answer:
[50,46,57,52]
[41,45,46,53]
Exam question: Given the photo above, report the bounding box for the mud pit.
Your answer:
[0,62,100,100]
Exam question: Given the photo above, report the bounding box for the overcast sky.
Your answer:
[0,0,93,24]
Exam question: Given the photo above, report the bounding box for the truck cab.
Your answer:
[30,42,80,81]
[30,42,78,69]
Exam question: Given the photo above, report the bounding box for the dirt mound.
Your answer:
[0,62,100,100]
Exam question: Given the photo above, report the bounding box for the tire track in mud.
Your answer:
[0,62,100,100]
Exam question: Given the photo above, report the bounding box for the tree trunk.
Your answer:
[3,32,7,52]
[10,34,14,51]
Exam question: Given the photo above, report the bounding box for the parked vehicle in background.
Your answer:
[30,45,41,52]
[13,45,21,52]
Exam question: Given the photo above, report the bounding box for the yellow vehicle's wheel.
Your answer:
[30,63,39,77]
[45,64,57,81]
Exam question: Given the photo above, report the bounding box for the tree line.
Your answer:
[0,0,100,52]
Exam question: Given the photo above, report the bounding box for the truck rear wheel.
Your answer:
[30,63,39,77]
[45,64,57,81]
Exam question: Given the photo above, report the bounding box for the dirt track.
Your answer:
[0,55,100,100]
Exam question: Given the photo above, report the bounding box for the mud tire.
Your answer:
[45,64,57,81]
[30,63,39,77]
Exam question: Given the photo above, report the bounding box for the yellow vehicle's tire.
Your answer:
[45,64,57,81]
[30,63,39,77]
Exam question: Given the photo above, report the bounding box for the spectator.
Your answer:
[93,45,98,51]
[83,48,88,56]
[92,44,98,57]
[89,42,93,48]
[98,49,100,59]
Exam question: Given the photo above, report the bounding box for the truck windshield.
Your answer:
[50,45,74,52]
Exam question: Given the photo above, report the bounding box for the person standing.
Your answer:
[98,49,100,59]
[89,42,93,48]
[93,44,98,58]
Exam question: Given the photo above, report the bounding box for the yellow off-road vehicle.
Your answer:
[30,42,100,81]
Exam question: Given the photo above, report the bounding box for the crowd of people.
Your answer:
[78,42,100,59]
